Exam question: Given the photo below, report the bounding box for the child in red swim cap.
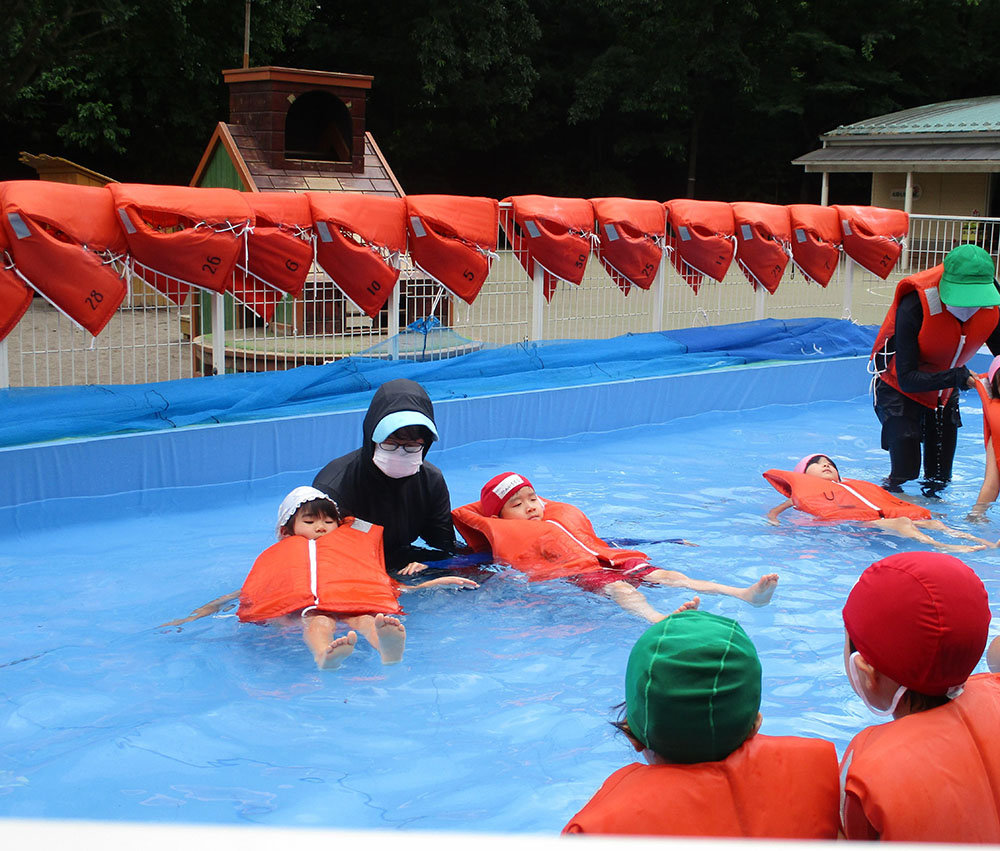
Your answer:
[840,552,1000,841]
[453,472,778,623]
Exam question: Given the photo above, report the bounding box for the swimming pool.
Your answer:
[2,365,998,831]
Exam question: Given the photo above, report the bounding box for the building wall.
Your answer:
[872,171,990,216]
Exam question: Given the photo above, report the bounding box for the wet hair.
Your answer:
[805,454,839,475]
[282,497,342,536]
[846,638,948,714]
[609,701,635,741]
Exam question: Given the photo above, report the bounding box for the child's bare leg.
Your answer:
[644,569,778,607]
[343,614,380,648]
[604,581,669,623]
[914,518,999,548]
[303,614,357,670]
[871,518,987,553]
[372,613,406,664]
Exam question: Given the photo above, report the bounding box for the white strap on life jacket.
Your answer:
[301,538,320,617]
[834,481,883,516]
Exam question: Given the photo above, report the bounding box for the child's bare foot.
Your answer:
[374,613,406,664]
[740,573,779,607]
[939,543,987,554]
[663,596,700,618]
[316,630,357,670]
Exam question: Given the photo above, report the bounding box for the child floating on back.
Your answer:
[563,609,839,837]
[764,453,995,552]
[452,473,777,623]
[840,552,1000,841]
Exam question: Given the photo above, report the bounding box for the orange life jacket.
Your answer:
[590,197,665,295]
[238,518,401,621]
[0,223,32,341]
[975,380,1000,475]
[563,734,840,838]
[763,469,932,522]
[1,181,128,336]
[405,195,499,305]
[871,264,998,409]
[663,198,735,293]
[309,193,406,319]
[787,204,841,287]
[731,201,791,295]
[500,195,595,301]
[109,183,252,305]
[451,500,647,582]
[232,193,312,323]
[833,204,907,279]
[841,673,1000,842]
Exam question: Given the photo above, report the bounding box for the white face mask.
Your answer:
[946,304,980,322]
[373,445,424,479]
[846,651,907,717]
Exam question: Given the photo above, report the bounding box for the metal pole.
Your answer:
[754,282,766,321]
[902,171,914,272]
[651,253,666,333]
[389,281,401,360]
[843,255,855,320]
[530,264,544,341]
[0,339,9,389]
[821,172,829,206]
[211,292,226,375]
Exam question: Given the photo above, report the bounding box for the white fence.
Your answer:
[4,212,999,388]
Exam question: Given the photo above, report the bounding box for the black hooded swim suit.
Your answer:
[313,379,457,572]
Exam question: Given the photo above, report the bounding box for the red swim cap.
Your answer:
[843,553,990,695]
[480,472,533,517]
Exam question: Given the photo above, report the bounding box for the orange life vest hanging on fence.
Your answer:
[833,205,908,279]
[870,264,998,409]
[451,499,648,582]
[238,518,402,621]
[563,734,840,838]
[500,195,595,301]
[762,469,932,522]
[0,217,33,341]
[787,204,842,287]
[0,181,128,335]
[663,199,736,293]
[109,183,253,305]
[308,193,406,318]
[731,202,791,294]
[405,195,499,305]
[841,673,1000,842]
[232,192,313,323]
[590,197,665,295]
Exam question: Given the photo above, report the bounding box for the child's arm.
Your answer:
[969,440,1000,520]
[159,590,239,627]
[766,499,793,525]
[397,576,479,592]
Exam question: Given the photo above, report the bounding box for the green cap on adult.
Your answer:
[938,244,1000,307]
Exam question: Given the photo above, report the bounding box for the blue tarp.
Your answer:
[0,318,877,448]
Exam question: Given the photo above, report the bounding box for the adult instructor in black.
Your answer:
[871,244,1000,495]
[313,378,458,573]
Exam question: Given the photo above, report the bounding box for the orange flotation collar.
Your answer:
[500,195,595,301]
[405,195,499,305]
[664,199,735,293]
[452,499,647,582]
[0,209,35,341]
[308,193,406,319]
[238,518,401,621]
[563,734,840,838]
[732,202,791,295]
[834,204,907,279]
[591,197,665,294]
[763,469,932,522]
[787,204,842,287]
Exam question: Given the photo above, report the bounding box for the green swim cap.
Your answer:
[625,610,762,763]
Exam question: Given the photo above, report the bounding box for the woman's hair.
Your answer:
[281,497,342,536]
[846,638,948,714]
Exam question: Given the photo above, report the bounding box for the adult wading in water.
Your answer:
[871,244,1000,496]
[313,378,458,574]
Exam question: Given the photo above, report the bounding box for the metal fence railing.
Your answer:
[5,212,1000,389]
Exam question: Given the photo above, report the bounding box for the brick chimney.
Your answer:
[222,66,373,173]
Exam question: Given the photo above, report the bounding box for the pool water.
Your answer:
[2,393,998,830]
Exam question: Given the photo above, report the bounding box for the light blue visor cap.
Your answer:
[372,411,439,443]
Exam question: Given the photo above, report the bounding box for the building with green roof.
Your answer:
[793,96,1000,217]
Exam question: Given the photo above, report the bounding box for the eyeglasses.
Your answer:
[377,441,424,454]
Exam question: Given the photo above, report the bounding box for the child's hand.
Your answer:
[426,576,479,589]
[398,561,428,575]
